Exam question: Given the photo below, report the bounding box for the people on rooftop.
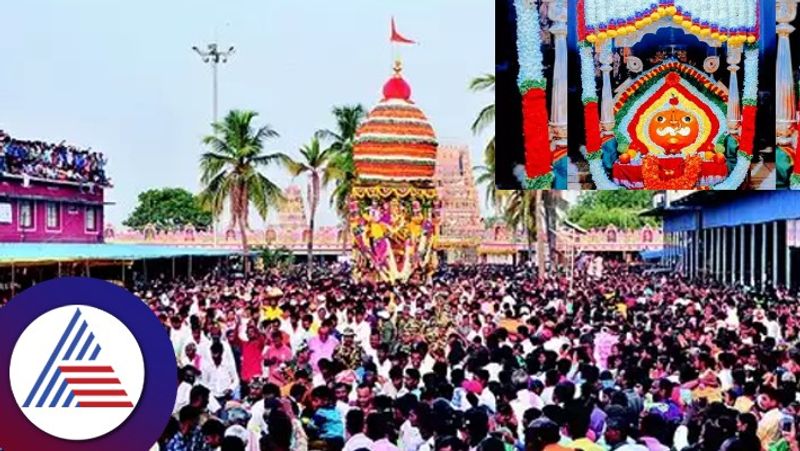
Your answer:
[0,130,109,186]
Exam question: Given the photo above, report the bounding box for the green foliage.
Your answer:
[470,73,496,210]
[198,110,284,227]
[258,246,294,270]
[316,105,367,221]
[198,109,285,276]
[123,188,212,231]
[567,191,661,230]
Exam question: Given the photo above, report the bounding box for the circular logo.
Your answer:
[9,305,146,440]
[0,278,177,451]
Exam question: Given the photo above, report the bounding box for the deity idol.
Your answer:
[368,201,390,269]
[647,96,699,156]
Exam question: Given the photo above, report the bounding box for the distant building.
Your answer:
[0,133,109,243]
[434,145,485,263]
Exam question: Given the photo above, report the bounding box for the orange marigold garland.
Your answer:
[642,154,702,189]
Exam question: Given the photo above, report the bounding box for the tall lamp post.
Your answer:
[193,43,235,247]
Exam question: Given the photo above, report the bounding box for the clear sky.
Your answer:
[0,0,495,227]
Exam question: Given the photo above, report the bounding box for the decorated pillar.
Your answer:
[598,40,614,132]
[776,0,798,139]
[726,45,742,133]
[547,0,568,143]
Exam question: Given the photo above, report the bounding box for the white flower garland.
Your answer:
[712,154,750,190]
[588,157,621,189]
[585,0,598,31]
[742,46,759,102]
[514,0,544,87]
[579,0,759,37]
[580,44,597,102]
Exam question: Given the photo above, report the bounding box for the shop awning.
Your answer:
[0,243,241,265]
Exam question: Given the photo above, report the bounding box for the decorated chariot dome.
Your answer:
[577,0,761,190]
[349,60,440,284]
[353,60,438,186]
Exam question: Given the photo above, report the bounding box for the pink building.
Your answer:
[0,175,105,243]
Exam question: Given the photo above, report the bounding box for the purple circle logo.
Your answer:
[0,277,177,451]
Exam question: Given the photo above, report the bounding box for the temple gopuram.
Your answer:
[265,185,341,252]
[433,145,484,263]
[268,185,308,246]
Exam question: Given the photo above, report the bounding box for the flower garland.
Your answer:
[580,0,759,44]
[580,42,602,160]
[587,158,621,189]
[738,43,758,159]
[351,185,438,200]
[641,154,702,189]
[514,0,553,189]
[712,155,751,190]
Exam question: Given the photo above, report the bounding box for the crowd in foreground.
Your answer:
[135,259,800,451]
[0,130,109,186]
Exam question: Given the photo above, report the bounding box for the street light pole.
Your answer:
[193,43,235,247]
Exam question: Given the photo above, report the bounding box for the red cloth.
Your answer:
[584,102,601,154]
[740,105,757,155]
[522,87,552,178]
[241,335,266,382]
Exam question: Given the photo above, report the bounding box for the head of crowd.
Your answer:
[0,130,109,186]
[125,259,800,451]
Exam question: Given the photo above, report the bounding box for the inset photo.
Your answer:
[497,0,568,189]
[568,0,775,190]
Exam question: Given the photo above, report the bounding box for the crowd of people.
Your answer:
[126,258,800,451]
[0,130,109,185]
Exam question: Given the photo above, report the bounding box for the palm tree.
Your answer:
[470,73,496,214]
[316,105,366,243]
[199,110,284,277]
[279,137,336,279]
[503,190,554,279]
[474,139,503,213]
[469,73,495,166]
[503,190,536,267]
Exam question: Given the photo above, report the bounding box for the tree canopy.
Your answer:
[567,191,660,230]
[123,187,212,231]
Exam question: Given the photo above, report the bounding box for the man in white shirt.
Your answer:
[352,307,372,346]
[170,315,190,357]
[201,342,240,406]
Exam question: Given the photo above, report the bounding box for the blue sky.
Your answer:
[0,0,494,227]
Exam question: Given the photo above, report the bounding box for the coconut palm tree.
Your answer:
[316,105,366,218]
[474,139,503,213]
[503,190,536,266]
[279,136,336,279]
[469,73,495,165]
[199,110,284,277]
[316,105,366,247]
[503,190,556,279]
